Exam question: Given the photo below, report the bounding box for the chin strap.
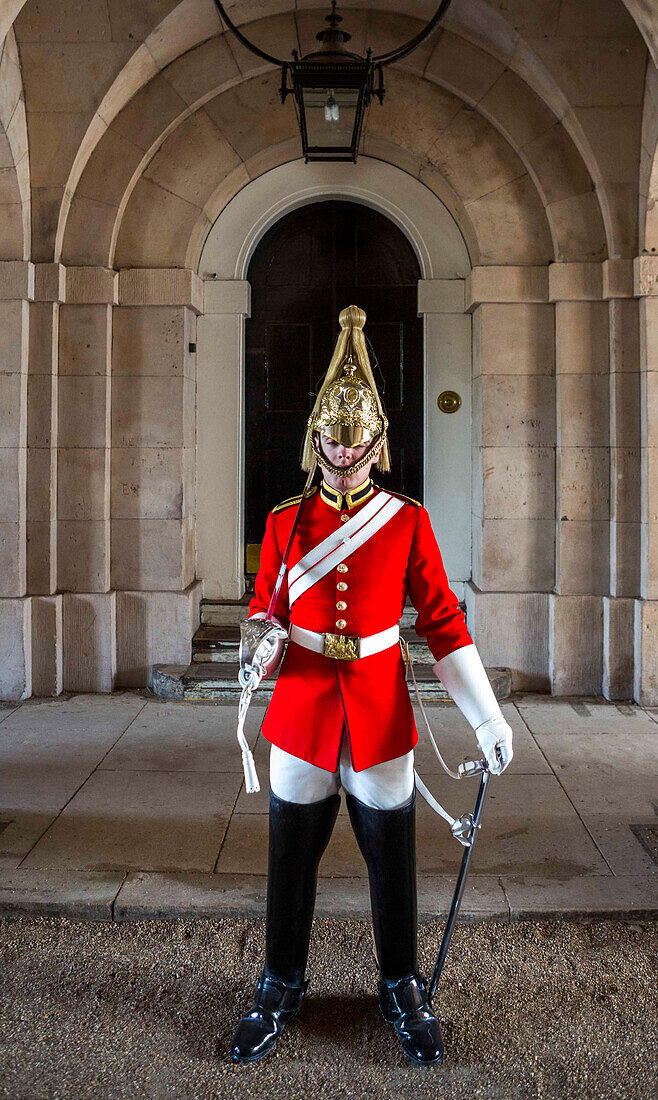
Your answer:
[312,431,386,478]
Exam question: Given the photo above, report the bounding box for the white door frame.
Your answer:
[197,157,472,599]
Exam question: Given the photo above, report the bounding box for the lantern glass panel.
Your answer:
[301,85,359,152]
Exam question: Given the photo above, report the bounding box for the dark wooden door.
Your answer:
[245,199,423,577]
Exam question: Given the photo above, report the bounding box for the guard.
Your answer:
[229,305,513,1065]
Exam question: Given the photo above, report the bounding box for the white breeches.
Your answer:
[269,732,415,810]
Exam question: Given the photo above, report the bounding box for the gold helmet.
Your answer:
[302,304,391,476]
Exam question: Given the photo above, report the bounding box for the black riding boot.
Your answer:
[229,788,340,1063]
[346,788,444,1065]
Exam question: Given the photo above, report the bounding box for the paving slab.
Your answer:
[0,811,59,869]
[98,700,263,773]
[114,871,508,922]
[0,702,22,721]
[503,875,658,921]
[0,869,125,919]
[0,696,150,826]
[415,774,611,878]
[19,770,242,873]
[527,733,658,815]
[0,693,147,741]
[573,816,658,877]
[515,699,657,736]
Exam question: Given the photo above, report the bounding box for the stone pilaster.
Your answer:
[110,269,201,685]
[551,264,610,598]
[197,279,251,599]
[634,254,658,701]
[111,300,196,592]
[57,302,112,591]
[468,266,555,593]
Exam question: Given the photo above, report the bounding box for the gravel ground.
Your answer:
[0,916,656,1100]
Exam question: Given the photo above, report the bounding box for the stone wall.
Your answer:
[0,1,657,700]
[0,262,202,698]
[2,251,655,701]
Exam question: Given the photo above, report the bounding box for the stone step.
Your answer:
[152,662,511,702]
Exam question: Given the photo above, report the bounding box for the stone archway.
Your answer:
[195,157,473,600]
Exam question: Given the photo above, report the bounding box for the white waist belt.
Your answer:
[290,623,400,661]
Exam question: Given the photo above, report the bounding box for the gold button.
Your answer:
[340,513,349,523]
[336,600,347,611]
[336,581,347,591]
[336,619,347,630]
[337,563,348,573]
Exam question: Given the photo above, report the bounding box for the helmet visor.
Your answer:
[322,422,374,447]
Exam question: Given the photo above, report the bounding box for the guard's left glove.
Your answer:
[432,643,513,775]
[474,715,513,776]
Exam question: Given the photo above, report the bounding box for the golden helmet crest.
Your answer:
[302,305,391,474]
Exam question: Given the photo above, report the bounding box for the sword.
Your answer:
[427,759,491,1002]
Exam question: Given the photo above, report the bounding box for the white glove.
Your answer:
[432,643,513,775]
[249,613,287,678]
[474,715,513,776]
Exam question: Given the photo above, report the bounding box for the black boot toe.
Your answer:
[379,974,444,1065]
[229,973,308,1063]
[230,1010,278,1063]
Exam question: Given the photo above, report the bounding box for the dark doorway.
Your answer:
[244,199,423,578]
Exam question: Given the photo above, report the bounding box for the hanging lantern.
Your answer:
[213,1,453,163]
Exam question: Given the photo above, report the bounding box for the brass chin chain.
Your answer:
[312,432,386,477]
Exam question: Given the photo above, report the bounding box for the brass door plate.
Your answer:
[437,390,462,413]
[246,543,262,574]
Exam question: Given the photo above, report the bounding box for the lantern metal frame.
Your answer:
[213,1,453,163]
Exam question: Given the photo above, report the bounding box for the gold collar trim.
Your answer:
[320,477,375,512]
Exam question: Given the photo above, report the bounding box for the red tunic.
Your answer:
[249,480,472,772]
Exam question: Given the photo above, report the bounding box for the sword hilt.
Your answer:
[457,757,488,778]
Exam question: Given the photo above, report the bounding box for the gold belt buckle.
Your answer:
[323,632,361,661]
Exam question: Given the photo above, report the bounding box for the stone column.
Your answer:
[550,263,609,694]
[113,268,202,688]
[634,255,658,703]
[0,261,30,698]
[196,279,251,600]
[604,260,641,700]
[464,266,553,691]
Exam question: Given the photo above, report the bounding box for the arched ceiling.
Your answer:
[0,0,652,268]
